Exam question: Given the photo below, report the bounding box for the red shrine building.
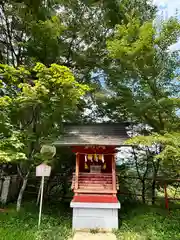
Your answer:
[54,123,129,230]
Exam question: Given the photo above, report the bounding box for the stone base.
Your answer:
[70,202,120,230]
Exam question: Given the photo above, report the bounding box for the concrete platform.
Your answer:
[72,232,117,240]
[70,202,120,230]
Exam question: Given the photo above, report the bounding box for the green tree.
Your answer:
[103,14,180,203]
[104,15,180,129]
[0,0,157,124]
[127,132,180,168]
[0,0,155,79]
[105,14,180,153]
[0,62,89,211]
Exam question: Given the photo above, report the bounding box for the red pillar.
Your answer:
[75,153,80,191]
[112,154,116,195]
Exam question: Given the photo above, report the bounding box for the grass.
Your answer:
[115,202,180,240]
[0,200,180,240]
[0,201,72,240]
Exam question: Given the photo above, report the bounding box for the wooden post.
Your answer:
[75,152,80,190]
[38,176,44,228]
[112,154,116,194]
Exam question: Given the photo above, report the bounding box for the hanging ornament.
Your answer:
[98,154,104,163]
[102,162,106,170]
[85,162,89,170]
[88,154,93,162]
[94,153,98,162]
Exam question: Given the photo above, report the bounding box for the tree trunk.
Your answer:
[151,178,156,205]
[151,157,160,205]
[142,180,146,204]
[16,174,29,212]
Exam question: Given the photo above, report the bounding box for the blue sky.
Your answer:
[154,0,180,50]
[154,0,180,16]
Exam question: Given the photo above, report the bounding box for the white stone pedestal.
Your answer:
[70,202,121,230]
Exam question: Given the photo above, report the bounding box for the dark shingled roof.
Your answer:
[54,123,129,146]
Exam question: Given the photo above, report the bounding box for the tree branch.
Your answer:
[132,146,142,181]
[17,165,23,178]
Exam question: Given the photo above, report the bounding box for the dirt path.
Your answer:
[72,232,117,240]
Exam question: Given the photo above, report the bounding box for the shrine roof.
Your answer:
[54,123,129,146]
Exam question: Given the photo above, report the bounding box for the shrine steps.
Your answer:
[78,183,112,189]
[74,189,117,194]
[72,172,119,192]
[78,180,112,184]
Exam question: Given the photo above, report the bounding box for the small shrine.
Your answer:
[54,123,128,230]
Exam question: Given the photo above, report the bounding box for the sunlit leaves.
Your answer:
[155,18,180,50]
[126,132,180,165]
[0,62,89,164]
[105,13,180,131]
[0,132,26,163]
[107,18,155,62]
[106,13,180,167]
